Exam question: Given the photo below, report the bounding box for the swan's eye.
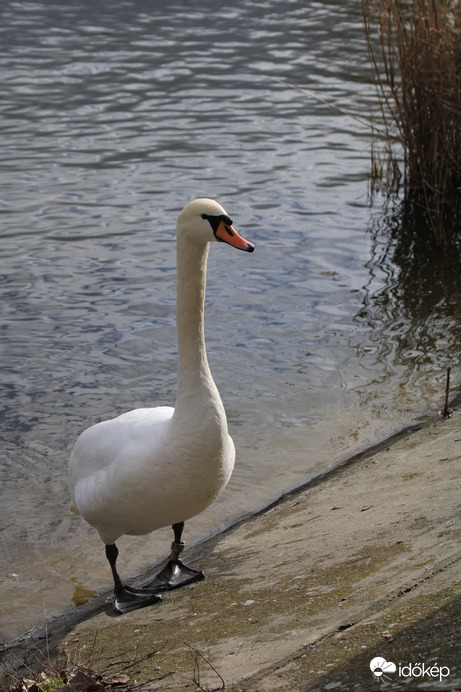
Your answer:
[201,213,233,232]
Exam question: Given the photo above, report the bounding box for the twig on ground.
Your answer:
[184,642,225,692]
[441,366,453,419]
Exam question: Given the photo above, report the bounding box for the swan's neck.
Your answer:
[173,236,223,423]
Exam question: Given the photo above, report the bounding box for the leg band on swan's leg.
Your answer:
[144,522,205,591]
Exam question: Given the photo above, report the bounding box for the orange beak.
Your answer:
[215,220,254,252]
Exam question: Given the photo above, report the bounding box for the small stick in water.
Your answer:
[441,366,452,419]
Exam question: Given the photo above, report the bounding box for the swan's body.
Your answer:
[69,404,233,545]
[69,198,254,613]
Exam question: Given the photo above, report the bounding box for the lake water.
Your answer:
[1,0,460,643]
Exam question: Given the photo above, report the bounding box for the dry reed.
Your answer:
[362,0,461,243]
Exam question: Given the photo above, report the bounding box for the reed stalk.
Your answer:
[363,0,461,243]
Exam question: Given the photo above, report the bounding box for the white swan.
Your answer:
[68,198,254,614]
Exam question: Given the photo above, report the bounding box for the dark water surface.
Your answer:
[1,0,459,641]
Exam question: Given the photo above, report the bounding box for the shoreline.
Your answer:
[2,407,460,691]
[2,411,440,648]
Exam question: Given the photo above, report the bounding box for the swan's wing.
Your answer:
[68,406,173,500]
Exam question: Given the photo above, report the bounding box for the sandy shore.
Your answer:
[2,412,460,691]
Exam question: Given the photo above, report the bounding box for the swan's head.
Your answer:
[177,198,254,252]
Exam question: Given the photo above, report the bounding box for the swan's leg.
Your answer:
[105,543,162,614]
[144,521,205,591]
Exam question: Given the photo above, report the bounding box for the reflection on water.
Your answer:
[0,0,459,642]
[357,199,461,408]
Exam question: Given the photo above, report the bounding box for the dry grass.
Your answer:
[363,0,461,242]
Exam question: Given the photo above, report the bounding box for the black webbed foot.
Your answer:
[144,539,205,591]
[112,585,162,615]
